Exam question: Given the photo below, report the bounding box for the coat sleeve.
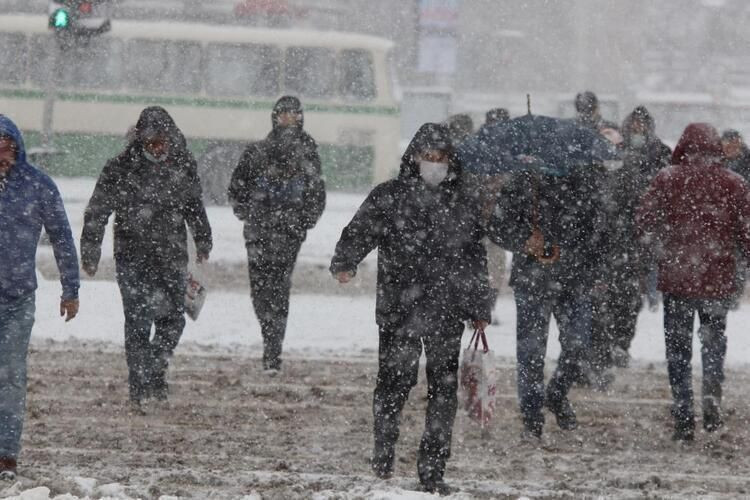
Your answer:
[636,172,666,238]
[464,228,493,323]
[330,185,389,275]
[183,159,213,257]
[228,144,260,222]
[300,137,326,230]
[41,179,80,300]
[485,176,532,253]
[80,159,118,270]
[733,179,750,260]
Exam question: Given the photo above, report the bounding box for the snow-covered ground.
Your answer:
[6,177,750,499]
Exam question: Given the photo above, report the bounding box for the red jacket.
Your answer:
[636,123,750,299]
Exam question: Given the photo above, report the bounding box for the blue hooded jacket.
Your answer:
[0,115,80,302]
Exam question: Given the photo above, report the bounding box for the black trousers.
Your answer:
[247,239,303,370]
[663,294,728,426]
[372,306,464,485]
[116,262,186,402]
[591,279,642,371]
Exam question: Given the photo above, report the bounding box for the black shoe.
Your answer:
[420,479,454,495]
[522,415,543,439]
[703,399,723,432]
[546,397,578,430]
[672,425,695,442]
[371,449,394,480]
[0,457,17,482]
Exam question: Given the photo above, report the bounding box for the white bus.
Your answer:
[0,14,399,197]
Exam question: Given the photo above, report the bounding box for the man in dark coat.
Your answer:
[228,96,325,373]
[591,107,671,374]
[637,123,750,441]
[486,162,606,438]
[722,129,750,182]
[81,106,212,406]
[330,123,492,494]
[721,129,750,306]
[0,115,80,481]
[575,91,620,135]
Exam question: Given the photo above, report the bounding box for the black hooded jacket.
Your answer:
[228,96,326,255]
[330,123,492,326]
[81,106,212,270]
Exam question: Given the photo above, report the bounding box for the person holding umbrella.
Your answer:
[460,113,615,438]
[330,123,492,494]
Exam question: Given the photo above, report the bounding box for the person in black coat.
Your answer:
[81,106,212,405]
[228,96,326,373]
[591,106,671,374]
[486,161,606,438]
[330,123,492,494]
[722,129,750,307]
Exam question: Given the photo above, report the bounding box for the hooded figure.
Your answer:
[590,106,672,373]
[0,115,80,480]
[637,123,750,440]
[81,106,212,405]
[228,96,325,373]
[330,123,492,494]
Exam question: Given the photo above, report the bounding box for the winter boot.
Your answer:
[521,413,544,440]
[371,446,395,479]
[0,457,17,482]
[703,397,723,432]
[546,396,578,431]
[420,478,455,496]
[672,419,695,442]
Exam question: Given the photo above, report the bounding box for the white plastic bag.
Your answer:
[185,268,207,321]
[459,329,497,428]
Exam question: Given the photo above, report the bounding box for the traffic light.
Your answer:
[48,1,111,46]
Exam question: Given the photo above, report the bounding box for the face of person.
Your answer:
[143,135,169,158]
[276,111,301,127]
[419,149,449,164]
[0,137,17,177]
[722,138,743,159]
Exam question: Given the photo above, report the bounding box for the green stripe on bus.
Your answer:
[0,88,400,115]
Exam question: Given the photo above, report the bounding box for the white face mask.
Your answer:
[419,160,449,187]
[630,134,647,148]
[144,150,168,164]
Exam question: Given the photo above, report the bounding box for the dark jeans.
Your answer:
[372,306,464,485]
[591,279,641,370]
[247,240,302,370]
[0,293,35,459]
[514,288,591,430]
[663,294,728,425]
[116,263,186,402]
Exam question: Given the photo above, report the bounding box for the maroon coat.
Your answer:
[636,123,750,299]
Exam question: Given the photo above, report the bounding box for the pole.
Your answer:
[41,35,60,149]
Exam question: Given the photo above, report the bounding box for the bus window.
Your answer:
[284,47,336,99]
[165,41,203,94]
[205,43,280,97]
[339,49,375,100]
[57,38,123,90]
[0,33,27,84]
[125,39,169,92]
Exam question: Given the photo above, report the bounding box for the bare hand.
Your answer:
[197,252,209,264]
[335,271,354,284]
[524,227,545,258]
[82,263,97,277]
[472,320,489,331]
[60,299,79,322]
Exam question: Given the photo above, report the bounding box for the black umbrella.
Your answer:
[458,113,620,176]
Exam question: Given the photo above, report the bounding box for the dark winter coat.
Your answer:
[81,107,212,271]
[603,110,672,282]
[330,123,493,327]
[228,102,325,263]
[486,166,607,294]
[724,147,750,184]
[636,123,750,299]
[0,115,80,302]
